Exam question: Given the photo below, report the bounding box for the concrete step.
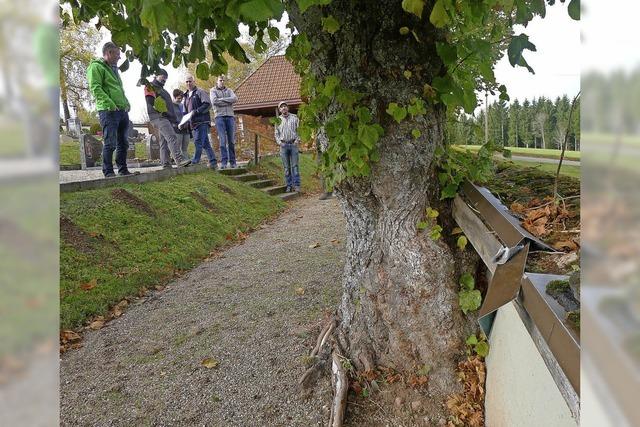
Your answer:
[219,167,247,176]
[263,185,287,196]
[248,179,275,189]
[278,191,300,202]
[231,173,263,182]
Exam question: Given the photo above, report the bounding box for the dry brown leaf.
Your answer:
[509,202,526,215]
[61,330,81,344]
[201,358,219,369]
[80,278,97,291]
[155,285,165,291]
[309,242,320,249]
[552,239,579,252]
[451,227,464,235]
[89,320,104,330]
[330,239,341,244]
[295,287,305,296]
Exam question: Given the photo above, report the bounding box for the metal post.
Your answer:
[254,133,259,165]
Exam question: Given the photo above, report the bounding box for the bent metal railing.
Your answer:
[453,181,580,420]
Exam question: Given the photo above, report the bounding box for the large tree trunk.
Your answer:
[288,0,478,416]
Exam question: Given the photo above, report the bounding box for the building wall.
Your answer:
[485,302,577,427]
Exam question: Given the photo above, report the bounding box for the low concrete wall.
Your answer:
[60,164,211,193]
[485,302,577,427]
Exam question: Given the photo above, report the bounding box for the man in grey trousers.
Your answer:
[145,69,191,168]
[172,88,191,159]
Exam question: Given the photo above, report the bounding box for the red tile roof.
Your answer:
[234,55,302,113]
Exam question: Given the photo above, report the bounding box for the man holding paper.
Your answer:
[181,74,218,169]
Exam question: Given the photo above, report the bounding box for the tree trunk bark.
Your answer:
[288,1,478,416]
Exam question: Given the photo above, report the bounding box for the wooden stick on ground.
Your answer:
[329,351,349,427]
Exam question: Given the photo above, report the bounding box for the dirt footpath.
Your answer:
[60,196,346,426]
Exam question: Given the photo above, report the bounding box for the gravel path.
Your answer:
[60,196,345,426]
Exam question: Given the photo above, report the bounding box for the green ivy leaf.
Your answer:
[399,26,410,35]
[507,34,537,73]
[457,235,468,251]
[459,289,482,314]
[153,96,167,113]
[296,0,332,13]
[426,207,439,218]
[386,103,407,123]
[429,225,443,240]
[430,0,450,28]
[459,272,475,290]
[267,26,280,41]
[236,0,284,21]
[403,70,412,79]
[196,62,210,80]
[412,129,421,139]
[357,124,380,150]
[321,15,340,34]
[440,182,458,199]
[401,0,425,18]
[568,0,580,20]
[466,334,478,346]
[475,341,490,357]
[417,221,428,230]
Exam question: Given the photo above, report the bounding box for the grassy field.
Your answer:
[250,152,322,193]
[502,159,580,179]
[60,171,284,330]
[455,144,581,161]
[60,140,149,166]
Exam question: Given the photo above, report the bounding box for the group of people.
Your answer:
[86,41,303,194]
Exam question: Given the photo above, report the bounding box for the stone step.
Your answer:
[263,185,287,196]
[278,192,300,202]
[248,179,275,189]
[219,167,247,176]
[231,173,263,182]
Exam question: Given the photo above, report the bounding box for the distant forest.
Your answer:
[447,94,580,150]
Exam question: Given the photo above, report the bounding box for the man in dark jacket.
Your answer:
[145,69,190,168]
[180,74,217,169]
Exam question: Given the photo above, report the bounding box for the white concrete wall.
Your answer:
[485,302,577,427]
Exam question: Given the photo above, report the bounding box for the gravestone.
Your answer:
[145,134,161,161]
[79,133,103,169]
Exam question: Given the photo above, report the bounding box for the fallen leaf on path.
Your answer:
[80,278,97,291]
[61,330,81,344]
[155,285,165,291]
[295,287,305,296]
[451,227,464,235]
[89,320,104,330]
[330,239,341,244]
[201,358,219,369]
[309,243,320,249]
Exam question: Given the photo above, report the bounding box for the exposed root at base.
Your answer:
[297,317,349,427]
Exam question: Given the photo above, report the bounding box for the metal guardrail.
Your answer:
[453,181,580,416]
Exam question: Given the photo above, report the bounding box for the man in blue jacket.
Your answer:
[180,74,217,170]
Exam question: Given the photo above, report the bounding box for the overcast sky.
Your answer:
[102,5,582,122]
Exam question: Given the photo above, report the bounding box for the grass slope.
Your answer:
[60,171,284,329]
[250,152,322,193]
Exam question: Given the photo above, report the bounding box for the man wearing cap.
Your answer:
[86,41,133,177]
[210,75,238,169]
[274,101,301,192]
[181,74,218,169]
[145,69,191,169]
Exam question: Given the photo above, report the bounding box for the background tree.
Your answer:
[67,0,579,421]
[60,20,101,130]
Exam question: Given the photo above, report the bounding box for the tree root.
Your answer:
[297,317,350,427]
[329,351,349,427]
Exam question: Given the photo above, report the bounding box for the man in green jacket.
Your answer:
[86,42,133,177]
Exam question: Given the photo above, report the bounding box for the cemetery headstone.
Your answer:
[145,133,160,161]
[79,133,103,169]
